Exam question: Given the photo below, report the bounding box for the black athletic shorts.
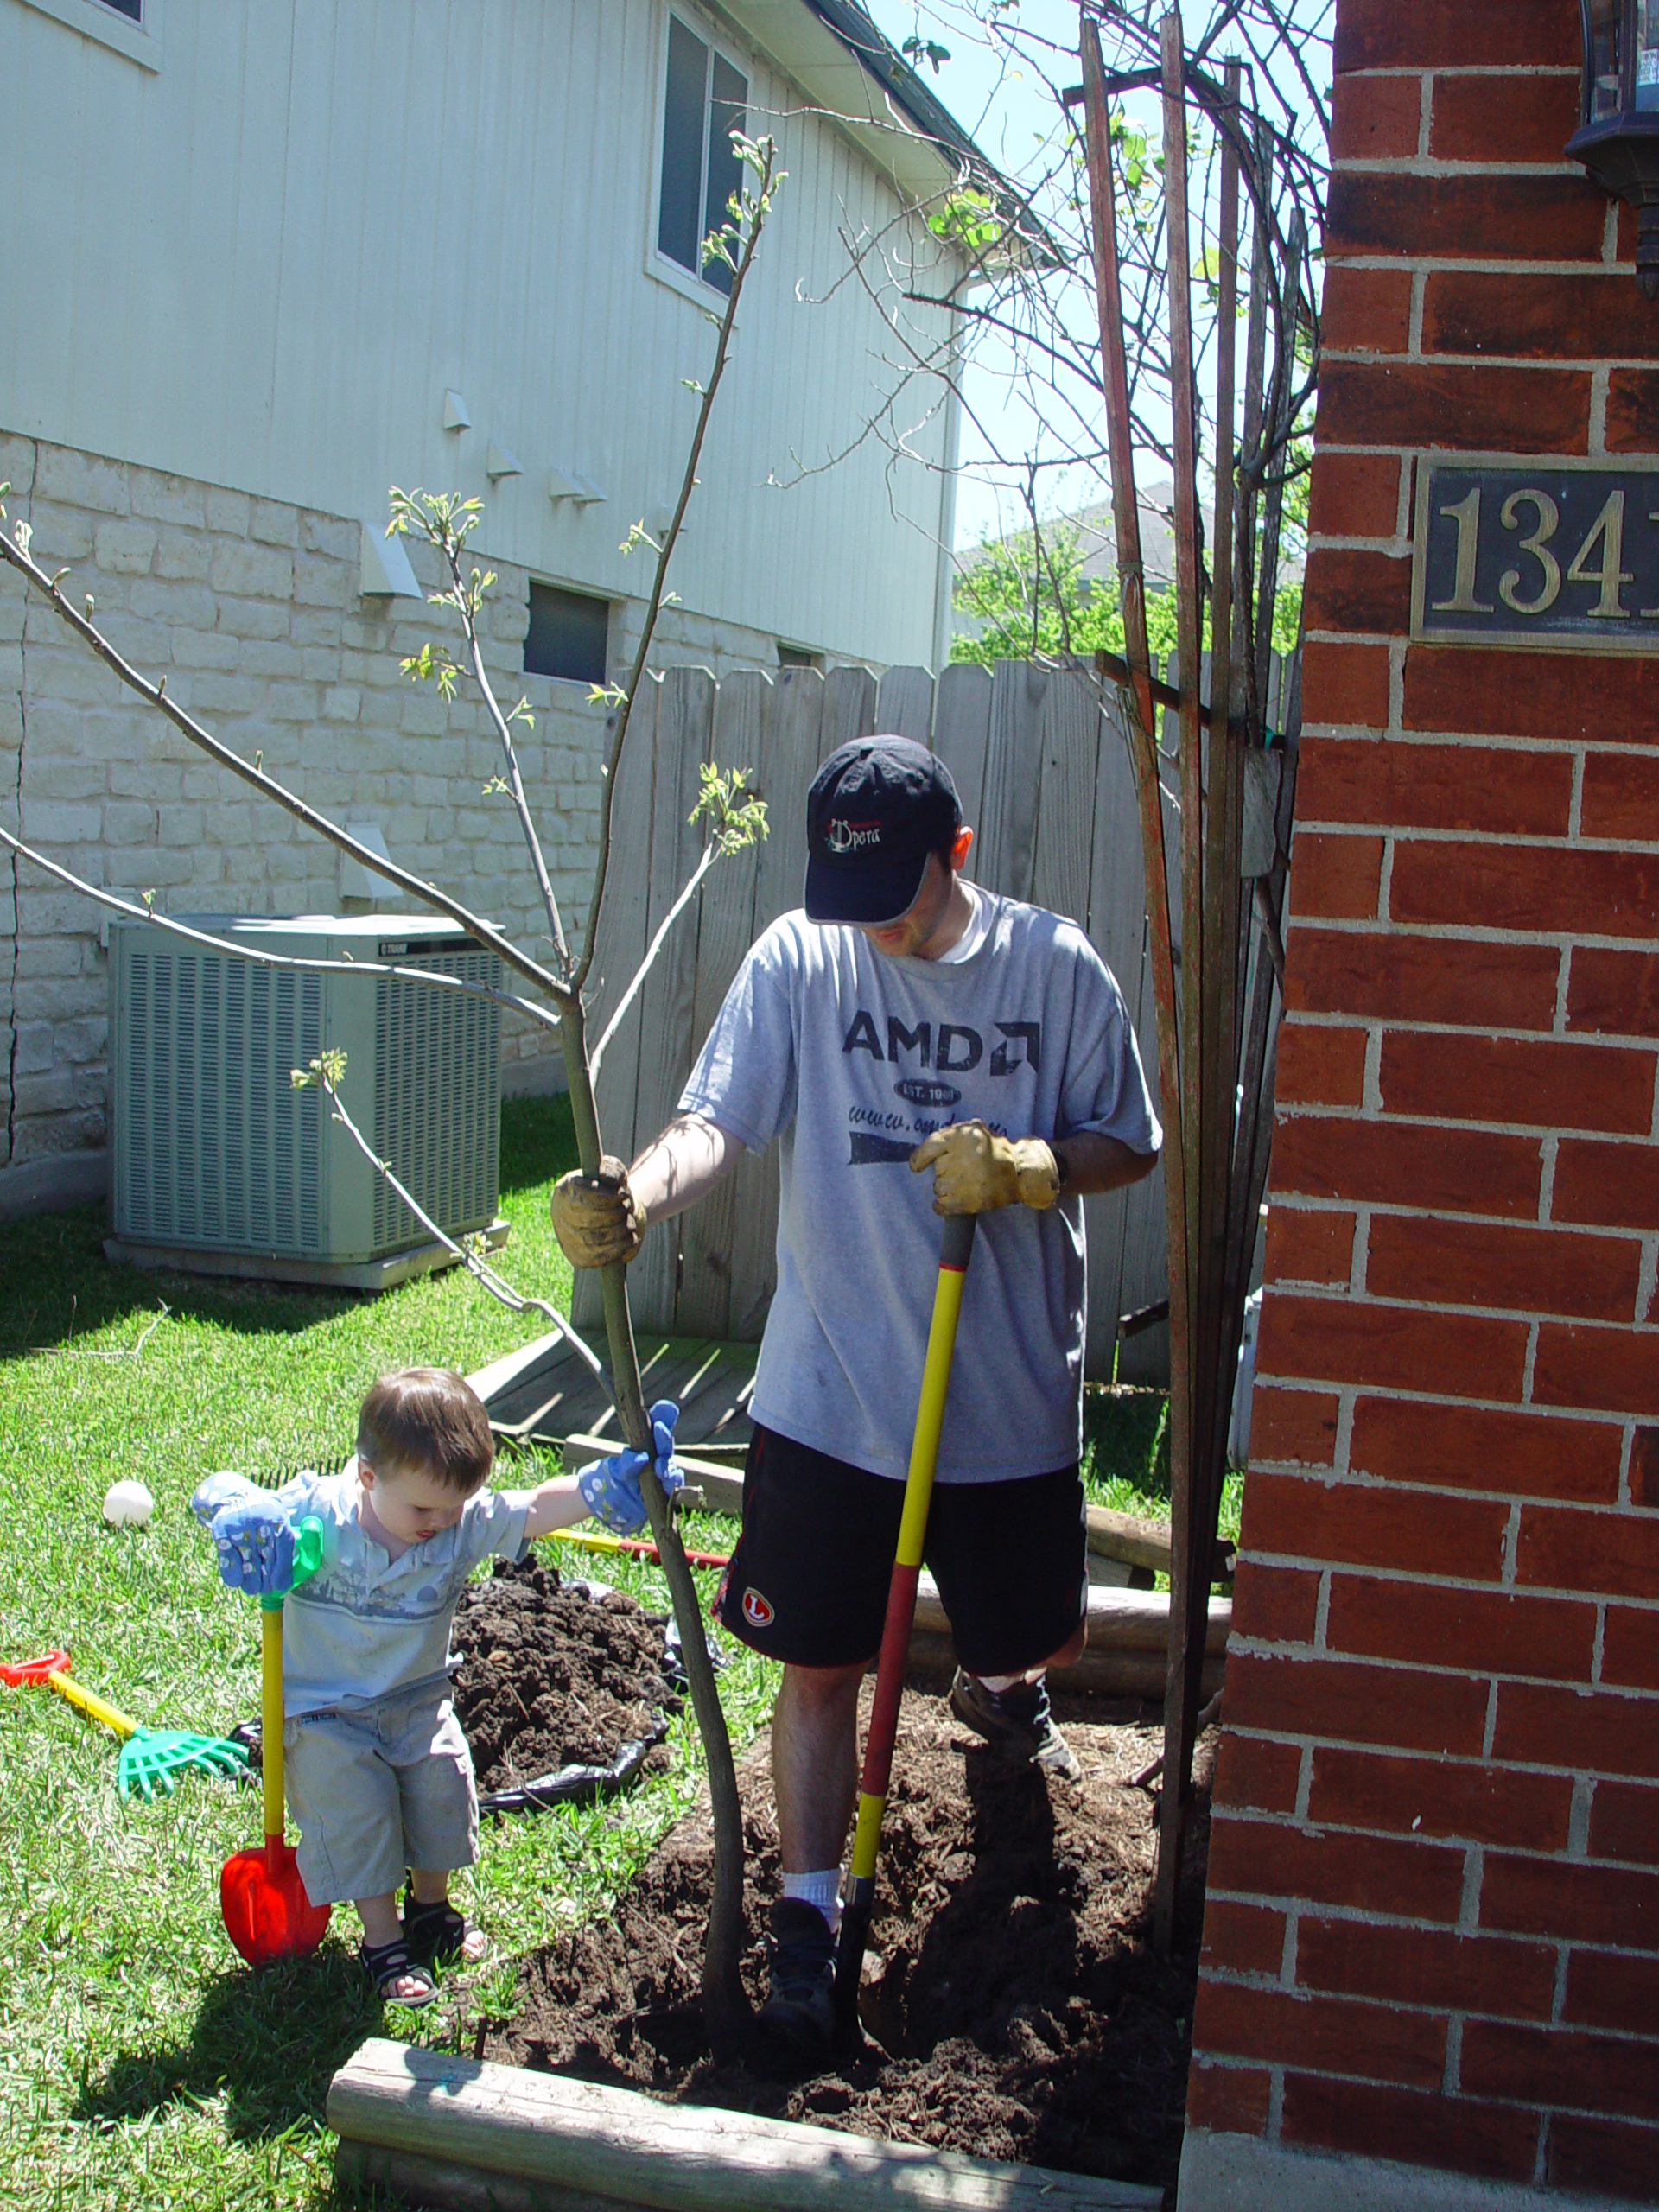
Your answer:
[714,1423,1089,1675]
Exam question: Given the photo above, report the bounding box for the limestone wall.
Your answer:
[0,431,816,1205]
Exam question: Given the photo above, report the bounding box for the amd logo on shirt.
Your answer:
[842,1014,1041,1076]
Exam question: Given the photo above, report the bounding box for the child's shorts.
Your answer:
[282,1686,478,1907]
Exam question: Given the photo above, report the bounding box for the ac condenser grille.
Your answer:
[119,950,322,1254]
[113,924,499,1262]
[372,953,500,1249]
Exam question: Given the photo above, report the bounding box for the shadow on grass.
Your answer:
[499,1090,578,1196]
[0,1205,367,1359]
[1,1093,582,1363]
[73,1943,384,2143]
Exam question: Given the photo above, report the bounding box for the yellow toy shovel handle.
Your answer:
[259,1605,284,1847]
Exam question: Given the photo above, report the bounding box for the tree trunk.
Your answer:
[558,998,750,2051]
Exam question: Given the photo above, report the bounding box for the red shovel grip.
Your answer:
[0,1651,72,1686]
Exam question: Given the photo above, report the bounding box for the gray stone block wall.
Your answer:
[0,432,837,1185]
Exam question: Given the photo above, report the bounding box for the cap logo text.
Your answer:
[827,817,881,854]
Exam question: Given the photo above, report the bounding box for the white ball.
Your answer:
[103,1479,155,1529]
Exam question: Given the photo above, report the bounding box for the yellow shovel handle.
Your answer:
[48,1670,138,1741]
[261,1606,284,1842]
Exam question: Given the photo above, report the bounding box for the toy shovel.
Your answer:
[220,1516,332,1967]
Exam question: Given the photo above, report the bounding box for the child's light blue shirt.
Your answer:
[198,1463,530,1714]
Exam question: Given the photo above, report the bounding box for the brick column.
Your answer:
[1183,3,1659,2205]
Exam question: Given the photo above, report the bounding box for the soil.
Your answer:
[452,1558,675,1796]
[479,1681,1211,2202]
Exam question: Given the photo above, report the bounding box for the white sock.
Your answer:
[781,1868,842,1930]
[976,1672,1021,1694]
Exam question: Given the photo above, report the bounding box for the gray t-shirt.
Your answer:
[678,893,1160,1484]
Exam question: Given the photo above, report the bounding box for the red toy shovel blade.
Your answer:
[220,1836,331,1967]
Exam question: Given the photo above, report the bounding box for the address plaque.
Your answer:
[1410,453,1659,654]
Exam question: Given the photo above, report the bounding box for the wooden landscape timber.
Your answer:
[328,2041,1166,2212]
[1086,1504,1235,1585]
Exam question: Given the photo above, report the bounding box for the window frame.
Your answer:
[644,3,751,310]
[523,577,613,691]
[15,0,162,70]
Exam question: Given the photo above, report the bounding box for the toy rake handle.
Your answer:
[47,1669,139,1742]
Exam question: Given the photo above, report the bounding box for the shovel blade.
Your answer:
[220,1838,330,1967]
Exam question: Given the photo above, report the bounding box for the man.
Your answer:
[552,735,1160,2051]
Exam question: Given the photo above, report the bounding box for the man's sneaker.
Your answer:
[759,1898,837,2054]
[949,1667,1083,1783]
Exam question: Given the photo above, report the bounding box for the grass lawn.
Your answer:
[0,1095,1185,2209]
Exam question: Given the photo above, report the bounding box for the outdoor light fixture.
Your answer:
[1569,0,1659,296]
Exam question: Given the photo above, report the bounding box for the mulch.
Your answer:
[452,1557,675,1796]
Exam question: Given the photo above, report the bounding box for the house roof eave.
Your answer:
[711,0,1053,273]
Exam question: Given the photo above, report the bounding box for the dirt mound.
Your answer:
[482,1686,1210,2197]
[452,1558,673,1796]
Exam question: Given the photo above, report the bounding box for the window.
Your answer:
[777,644,823,670]
[102,0,142,16]
[658,14,747,296]
[524,583,610,686]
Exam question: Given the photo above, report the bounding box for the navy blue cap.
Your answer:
[804,737,963,925]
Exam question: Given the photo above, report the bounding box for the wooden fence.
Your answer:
[571,655,1289,1384]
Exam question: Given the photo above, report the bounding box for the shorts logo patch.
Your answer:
[741,1586,775,1629]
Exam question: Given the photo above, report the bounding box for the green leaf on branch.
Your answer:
[925,186,1003,256]
[401,639,461,702]
[292,1050,348,1091]
[900,33,950,71]
[690,762,769,855]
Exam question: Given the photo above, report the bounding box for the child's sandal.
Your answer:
[403,1896,490,1967]
[359,1937,438,2008]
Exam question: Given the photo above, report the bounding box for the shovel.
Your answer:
[220,1516,332,1967]
[833,1210,977,2043]
[0,1649,249,1800]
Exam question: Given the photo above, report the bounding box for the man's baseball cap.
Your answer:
[804,736,963,925]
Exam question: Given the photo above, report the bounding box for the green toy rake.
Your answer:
[0,1650,249,1800]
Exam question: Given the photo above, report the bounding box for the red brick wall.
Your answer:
[1189,2,1659,2196]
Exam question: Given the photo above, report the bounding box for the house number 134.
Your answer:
[1412,460,1659,652]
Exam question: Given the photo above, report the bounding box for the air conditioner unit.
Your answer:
[107,915,504,1288]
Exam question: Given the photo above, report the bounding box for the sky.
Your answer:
[855,2,1332,555]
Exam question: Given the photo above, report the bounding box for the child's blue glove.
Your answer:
[190,1471,296,1596]
[576,1399,684,1536]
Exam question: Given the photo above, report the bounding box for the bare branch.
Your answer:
[0,827,563,1035]
[0,521,573,1007]
[301,1056,612,1403]
[590,844,717,1084]
[575,136,782,996]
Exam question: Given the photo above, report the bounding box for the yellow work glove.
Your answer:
[550,1155,646,1268]
[907,1120,1062,1216]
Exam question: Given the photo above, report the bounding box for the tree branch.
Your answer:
[575,139,779,996]
[0,828,565,1033]
[302,1056,612,1402]
[0,519,572,1007]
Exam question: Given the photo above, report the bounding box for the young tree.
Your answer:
[0,133,785,2053]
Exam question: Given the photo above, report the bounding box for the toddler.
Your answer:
[193,1365,680,2005]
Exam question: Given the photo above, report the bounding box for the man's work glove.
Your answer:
[550,1154,645,1269]
[576,1400,685,1536]
[909,1120,1062,1216]
[190,1471,296,1597]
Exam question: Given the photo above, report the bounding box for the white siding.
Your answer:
[0,0,963,668]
